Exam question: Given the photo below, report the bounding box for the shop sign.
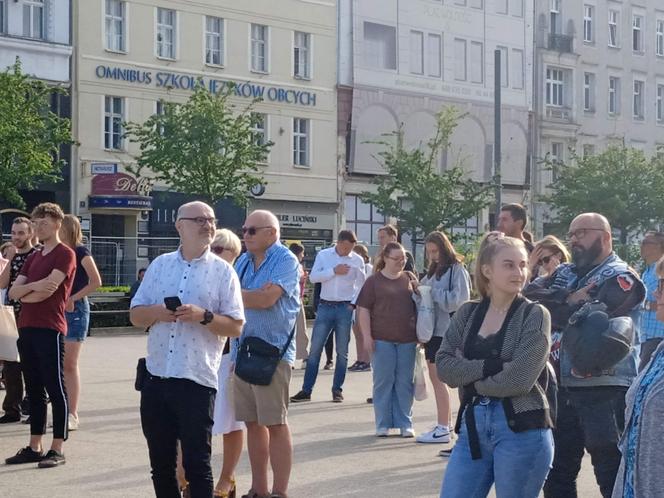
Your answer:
[91,162,118,175]
[89,196,153,210]
[91,173,154,197]
[275,213,335,230]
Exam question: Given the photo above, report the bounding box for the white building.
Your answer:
[338,0,535,250]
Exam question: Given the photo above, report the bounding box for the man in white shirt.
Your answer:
[290,230,365,403]
[130,201,245,498]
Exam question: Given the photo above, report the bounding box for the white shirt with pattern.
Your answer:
[131,247,245,389]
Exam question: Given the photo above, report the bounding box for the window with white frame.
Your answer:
[104,96,124,150]
[497,46,508,87]
[550,0,561,34]
[205,16,224,66]
[658,85,664,123]
[608,10,619,47]
[469,0,483,9]
[454,39,467,81]
[584,73,595,112]
[155,100,166,136]
[582,144,595,157]
[511,48,524,89]
[454,0,466,5]
[657,20,664,56]
[427,34,442,78]
[156,8,176,59]
[583,5,593,43]
[344,195,386,246]
[551,142,564,181]
[23,0,44,39]
[470,41,484,83]
[495,0,507,15]
[363,22,397,70]
[409,30,424,75]
[251,24,268,72]
[511,0,523,17]
[546,68,564,107]
[294,31,311,79]
[293,118,309,167]
[609,76,620,115]
[251,113,268,148]
[633,15,644,53]
[105,0,126,51]
[633,80,645,120]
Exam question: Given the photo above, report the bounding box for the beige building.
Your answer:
[71,0,338,281]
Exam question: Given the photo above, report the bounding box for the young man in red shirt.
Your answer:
[5,203,76,468]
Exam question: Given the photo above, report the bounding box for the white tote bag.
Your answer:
[413,346,428,401]
[416,285,435,343]
[0,303,19,362]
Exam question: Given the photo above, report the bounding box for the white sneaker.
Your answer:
[401,427,415,438]
[68,413,79,431]
[375,427,389,437]
[416,425,450,444]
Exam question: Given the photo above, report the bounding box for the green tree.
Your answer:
[540,144,664,246]
[0,59,74,208]
[125,84,272,206]
[359,107,494,259]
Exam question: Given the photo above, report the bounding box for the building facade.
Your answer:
[338,0,535,254]
[0,0,73,226]
[533,0,664,231]
[72,0,338,283]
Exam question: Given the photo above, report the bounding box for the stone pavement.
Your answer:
[1,334,601,498]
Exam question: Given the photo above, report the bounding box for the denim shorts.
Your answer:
[65,297,90,342]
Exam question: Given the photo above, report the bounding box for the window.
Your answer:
[584,73,595,112]
[633,15,644,53]
[454,0,466,5]
[454,39,467,81]
[582,144,595,157]
[0,0,6,33]
[510,0,523,17]
[470,41,484,83]
[546,68,564,107]
[633,80,645,120]
[551,142,564,181]
[511,49,524,89]
[156,8,176,59]
[251,24,268,72]
[608,76,620,115]
[658,20,664,56]
[497,46,508,87]
[409,31,424,75]
[294,31,311,79]
[104,96,124,150]
[363,22,397,70]
[427,34,442,78]
[344,195,386,246]
[155,100,166,136]
[657,85,664,123]
[205,16,223,66]
[550,0,561,34]
[23,0,44,39]
[469,0,483,9]
[105,0,126,51]
[293,118,309,167]
[495,0,507,15]
[583,5,593,43]
[251,113,268,148]
[608,10,619,47]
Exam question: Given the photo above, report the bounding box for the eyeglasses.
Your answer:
[242,226,272,236]
[566,228,606,241]
[210,246,231,255]
[385,255,406,263]
[179,217,217,227]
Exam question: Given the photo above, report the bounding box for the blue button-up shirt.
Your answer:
[234,242,301,365]
[639,263,664,341]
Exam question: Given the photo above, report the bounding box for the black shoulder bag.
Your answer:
[234,257,295,386]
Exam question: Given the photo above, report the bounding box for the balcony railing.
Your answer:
[548,33,573,53]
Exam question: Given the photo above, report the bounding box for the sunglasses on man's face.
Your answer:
[242,226,272,236]
[211,246,229,255]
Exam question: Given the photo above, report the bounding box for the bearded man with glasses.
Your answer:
[524,212,645,498]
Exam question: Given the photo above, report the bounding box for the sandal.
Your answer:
[214,478,236,498]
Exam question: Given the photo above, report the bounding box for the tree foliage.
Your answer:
[125,85,272,206]
[0,59,74,208]
[540,145,664,244]
[359,107,494,250]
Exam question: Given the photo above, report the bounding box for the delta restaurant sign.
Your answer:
[89,172,154,210]
[95,65,318,106]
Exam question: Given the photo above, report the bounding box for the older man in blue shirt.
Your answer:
[638,231,664,370]
[233,209,300,498]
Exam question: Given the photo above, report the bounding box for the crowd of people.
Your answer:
[2,200,664,498]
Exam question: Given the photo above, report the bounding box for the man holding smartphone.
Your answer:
[130,201,245,498]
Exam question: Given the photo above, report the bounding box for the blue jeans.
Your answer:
[302,302,353,393]
[440,400,554,498]
[65,297,90,342]
[372,340,416,430]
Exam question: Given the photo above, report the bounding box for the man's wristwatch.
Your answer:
[200,309,214,325]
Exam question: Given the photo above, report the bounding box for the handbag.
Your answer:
[0,304,19,362]
[413,346,428,401]
[416,284,435,343]
[235,328,295,386]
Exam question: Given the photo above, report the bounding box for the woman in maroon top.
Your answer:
[357,242,418,437]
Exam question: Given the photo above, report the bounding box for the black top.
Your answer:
[468,333,502,360]
[7,247,37,315]
[71,245,91,296]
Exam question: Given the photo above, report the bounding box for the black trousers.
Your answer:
[16,328,68,440]
[543,387,626,498]
[140,374,216,498]
[1,360,23,418]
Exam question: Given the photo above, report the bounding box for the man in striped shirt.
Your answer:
[638,231,664,370]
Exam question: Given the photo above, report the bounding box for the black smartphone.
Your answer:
[164,296,182,312]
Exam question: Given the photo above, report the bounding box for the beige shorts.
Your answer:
[233,360,292,426]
